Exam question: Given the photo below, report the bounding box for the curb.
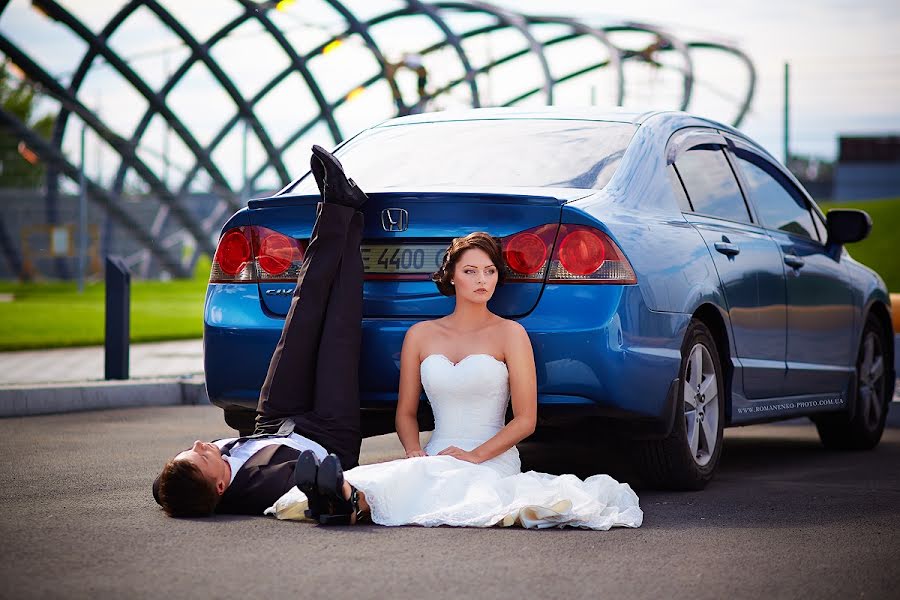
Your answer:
[0,375,209,418]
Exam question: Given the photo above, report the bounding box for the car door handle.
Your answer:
[714,242,740,256]
[784,255,805,269]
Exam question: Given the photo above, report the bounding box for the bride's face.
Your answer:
[452,248,498,303]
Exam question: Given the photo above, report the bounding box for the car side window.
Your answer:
[674,145,752,224]
[810,206,828,241]
[667,164,693,212]
[732,152,819,241]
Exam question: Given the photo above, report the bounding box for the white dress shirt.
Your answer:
[213,434,328,484]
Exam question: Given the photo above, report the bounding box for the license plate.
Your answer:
[361,244,447,274]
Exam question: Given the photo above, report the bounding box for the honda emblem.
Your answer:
[381,208,409,232]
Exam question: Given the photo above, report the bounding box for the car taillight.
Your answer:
[558,229,605,275]
[504,232,548,274]
[547,224,636,284]
[210,226,306,283]
[254,227,304,280]
[499,223,636,284]
[500,224,558,282]
[211,227,254,282]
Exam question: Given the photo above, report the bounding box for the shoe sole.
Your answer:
[317,455,352,524]
[294,451,322,519]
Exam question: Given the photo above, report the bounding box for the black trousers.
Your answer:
[254,201,364,469]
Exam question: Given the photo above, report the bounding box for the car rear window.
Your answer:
[285,120,637,194]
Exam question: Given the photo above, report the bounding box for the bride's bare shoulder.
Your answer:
[406,318,440,340]
[497,316,525,332]
[498,317,530,345]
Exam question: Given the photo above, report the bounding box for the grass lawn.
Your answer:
[818,197,900,293]
[0,258,210,351]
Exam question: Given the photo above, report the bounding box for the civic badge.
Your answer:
[381,208,409,232]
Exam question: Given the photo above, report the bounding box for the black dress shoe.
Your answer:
[316,453,364,525]
[310,145,368,210]
[294,450,325,520]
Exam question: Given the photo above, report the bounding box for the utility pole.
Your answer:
[783,61,790,166]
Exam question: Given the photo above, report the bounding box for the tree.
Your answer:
[0,60,56,188]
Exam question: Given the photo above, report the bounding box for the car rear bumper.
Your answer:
[204,283,689,435]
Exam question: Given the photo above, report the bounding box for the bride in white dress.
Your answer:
[270,232,642,529]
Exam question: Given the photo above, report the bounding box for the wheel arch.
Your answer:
[691,302,733,422]
[866,299,896,396]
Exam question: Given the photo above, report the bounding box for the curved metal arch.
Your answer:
[33,0,241,213]
[240,7,626,187]
[237,0,344,145]
[416,13,625,108]
[46,0,148,279]
[502,60,615,106]
[414,21,518,104]
[423,46,535,105]
[319,0,406,116]
[525,15,625,106]
[0,38,217,257]
[245,70,387,187]
[180,27,396,196]
[602,23,694,110]
[0,107,190,277]
[113,9,249,202]
[140,0,290,183]
[165,0,404,201]
[414,12,625,107]
[432,1,554,104]
[495,27,626,106]
[365,2,481,107]
[686,41,756,127]
[0,0,762,280]
[46,0,139,178]
[39,1,144,278]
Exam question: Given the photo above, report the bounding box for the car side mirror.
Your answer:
[826,209,872,245]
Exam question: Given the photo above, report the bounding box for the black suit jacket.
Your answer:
[216,444,302,515]
[152,439,303,516]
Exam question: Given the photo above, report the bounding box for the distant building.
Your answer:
[833,135,900,200]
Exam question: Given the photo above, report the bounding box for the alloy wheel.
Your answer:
[858,330,886,431]
[683,342,719,467]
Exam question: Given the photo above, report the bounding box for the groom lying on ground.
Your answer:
[153,146,367,517]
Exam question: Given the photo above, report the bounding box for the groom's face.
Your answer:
[174,440,231,493]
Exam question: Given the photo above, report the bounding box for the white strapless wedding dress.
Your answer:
[268,353,643,529]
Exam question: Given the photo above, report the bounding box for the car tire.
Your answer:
[635,318,725,490]
[813,313,890,450]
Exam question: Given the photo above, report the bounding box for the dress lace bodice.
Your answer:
[419,353,520,476]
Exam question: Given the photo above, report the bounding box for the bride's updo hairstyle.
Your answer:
[431,231,507,296]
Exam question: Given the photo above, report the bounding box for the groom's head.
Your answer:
[154,440,231,517]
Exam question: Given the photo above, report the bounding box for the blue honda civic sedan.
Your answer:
[204,107,894,489]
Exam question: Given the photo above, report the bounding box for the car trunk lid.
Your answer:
[248,187,586,318]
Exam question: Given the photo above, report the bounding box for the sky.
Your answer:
[1,0,898,194]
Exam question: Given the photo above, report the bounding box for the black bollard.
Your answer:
[105,256,130,380]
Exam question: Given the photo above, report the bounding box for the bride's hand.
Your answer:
[405,449,427,458]
[437,446,482,464]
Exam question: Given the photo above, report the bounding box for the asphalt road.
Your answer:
[2,404,899,600]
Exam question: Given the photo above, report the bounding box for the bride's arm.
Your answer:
[396,322,427,457]
[438,321,537,464]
